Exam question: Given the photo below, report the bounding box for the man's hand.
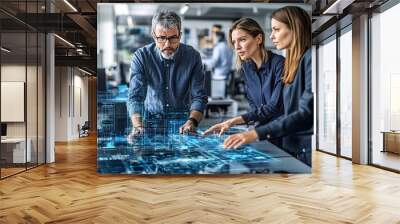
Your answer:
[127,126,144,144]
[223,130,258,149]
[179,120,196,134]
[203,120,232,136]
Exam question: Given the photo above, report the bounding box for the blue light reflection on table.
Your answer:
[97,128,310,174]
[97,88,310,174]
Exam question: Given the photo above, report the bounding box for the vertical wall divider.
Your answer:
[336,25,341,157]
[367,10,373,165]
[316,45,320,151]
[25,0,28,171]
[36,0,39,167]
[0,21,2,179]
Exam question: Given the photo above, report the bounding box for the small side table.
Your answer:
[381,131,400,154]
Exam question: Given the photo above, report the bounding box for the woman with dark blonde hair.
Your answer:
[223,6,313,166]
[204,18,285,147]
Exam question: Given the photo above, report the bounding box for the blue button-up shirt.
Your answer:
[127,43,208,118]
[240,52,284,124]
[203,41,233,79]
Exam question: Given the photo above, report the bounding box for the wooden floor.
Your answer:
[372,150,400,171]
[1,167,26,178]
[1,135,400,224]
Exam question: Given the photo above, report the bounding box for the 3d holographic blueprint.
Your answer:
[97,83,310,174]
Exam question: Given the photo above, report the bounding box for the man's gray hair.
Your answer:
[151,10,181,34]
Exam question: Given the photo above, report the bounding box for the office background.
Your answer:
[96,3,313,174]
[1,1,400,223]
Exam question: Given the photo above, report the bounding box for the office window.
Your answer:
[339,28,352,158]
[1,31,28,178]
[371,2,400,171]
[317,36,337,154]
[0,1,46,179]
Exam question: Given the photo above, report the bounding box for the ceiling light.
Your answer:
[114,4,129,16]
[127,16,134,28]
[1,47,11,53]
[63,0,78,12]
[196,8,202,16]
[78,67,92,76]
[180,4,189,15]
[54,34,75,48]
[76,49,84,55]
[323,0,354,15]
[253,6,258,14]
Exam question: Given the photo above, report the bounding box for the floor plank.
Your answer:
[1,135,400,223]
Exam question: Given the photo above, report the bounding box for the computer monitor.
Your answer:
[1,123,7,137]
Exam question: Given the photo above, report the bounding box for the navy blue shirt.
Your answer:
[255,49,313,158]
[127,43,208,118]
[241,52,285,125]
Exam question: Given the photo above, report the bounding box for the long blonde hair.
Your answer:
[272,6,311,84]
[228,18,268,70]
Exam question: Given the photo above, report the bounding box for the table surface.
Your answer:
[381,131,400,134]
[207,98,234,105]
[1,138,27,143]
[97,127,311,175]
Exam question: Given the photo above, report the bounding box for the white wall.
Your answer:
[55,66,68,141]
[182,17,270,50]
[54,67,89,141]
[97,4,116,68]
[182,19,233,50]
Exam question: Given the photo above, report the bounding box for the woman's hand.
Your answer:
[203,120,233,136]
[223,130,259,149]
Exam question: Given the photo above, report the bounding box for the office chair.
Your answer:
[79,121,90,138]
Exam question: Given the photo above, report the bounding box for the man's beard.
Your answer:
[160,47,177,59]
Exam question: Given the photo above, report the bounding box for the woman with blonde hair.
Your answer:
[204,18,285,147]
[223,6,313,166]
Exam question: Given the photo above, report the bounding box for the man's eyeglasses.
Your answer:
[154,34,180,43]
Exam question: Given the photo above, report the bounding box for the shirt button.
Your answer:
[166,104,169,107]
[267,134,271,139]
[166,86,169,90]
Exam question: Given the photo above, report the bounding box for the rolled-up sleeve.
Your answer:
[127,52,147,117]
[190,52,208,112]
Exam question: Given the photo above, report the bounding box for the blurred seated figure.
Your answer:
[79,121,90,138]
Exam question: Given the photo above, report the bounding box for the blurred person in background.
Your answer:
[203,31,233,98]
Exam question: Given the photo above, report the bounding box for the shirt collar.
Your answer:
[245,59,267,72]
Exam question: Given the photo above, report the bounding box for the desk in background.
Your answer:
[1,138,31,164]
[205,98,237,118]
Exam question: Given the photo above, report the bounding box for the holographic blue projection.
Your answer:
[99,130,275,174]
[97,83,310,174]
